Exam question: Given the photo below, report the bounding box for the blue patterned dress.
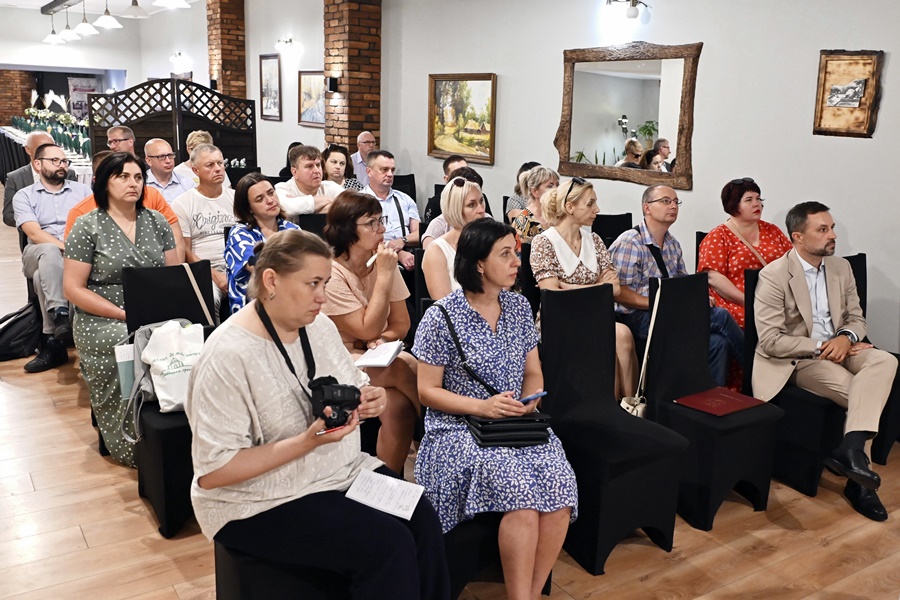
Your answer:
[412,289,578,533]
[224,219,299,314]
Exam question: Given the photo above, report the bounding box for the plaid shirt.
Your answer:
[609,220,687,314]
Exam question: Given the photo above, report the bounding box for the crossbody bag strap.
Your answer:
[634,225,669,278]
[181,263,215,326]
[392,194,408,238]
[724,219,767,267]
[434,304,501,397]
[635,279,663,396]
[255,301,314,400]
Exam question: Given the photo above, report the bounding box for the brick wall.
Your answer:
[323,0,381,151]
[0,71,35,126]
[207,0,246,98]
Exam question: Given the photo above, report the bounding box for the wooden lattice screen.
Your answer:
[87,78,256,168]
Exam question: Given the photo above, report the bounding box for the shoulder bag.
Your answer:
[620,280,662,418]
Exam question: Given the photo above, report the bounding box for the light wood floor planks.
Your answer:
[1,214,899,599]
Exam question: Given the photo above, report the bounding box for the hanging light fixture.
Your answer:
[122,0,150,19]
[74,1,100,36]
[606,0,651,19]
[153,0,192,8]
[42,13,64,45]
[59,7,81,41]
[94,1,124,29]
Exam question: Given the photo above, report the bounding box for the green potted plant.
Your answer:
[637,120,659,147]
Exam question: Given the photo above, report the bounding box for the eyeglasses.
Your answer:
[561,177,587,205]
[147,153,176,161]
[358,215,389,231]
[107,138,131,147]
[730,177,755,185]
[37,157,71,167]
[647,197,682,207]
[358,140,377,146]
[451,177,467,187]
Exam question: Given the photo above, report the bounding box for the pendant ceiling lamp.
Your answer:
[74,1,100,36]
[42,13,64,45]
[122,0,150,19]
[94,1,124,29]
[59,7,81,41]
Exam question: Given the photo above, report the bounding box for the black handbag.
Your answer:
[434,304,550,448]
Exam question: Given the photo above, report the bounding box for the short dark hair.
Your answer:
[721,178,762,216]
[93,152,147,211]
[365,149,394,167]
[92,150,114,173]
[323,144,355,179]
[455,218,516,294]
[34,143,59,160]
[288,144,321,167]
[324,191,382,258]
[234,172,283,229]
[447,165,483,188]
[284,141,302,170]
[442,154,466,175]
[785,201,830,237]
[514,161,541,196]
[639,148,660,170]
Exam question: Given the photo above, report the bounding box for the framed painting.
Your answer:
[260,54,282,122]
[299,70,326,127]
[813,49,884,138]
[428,73,497,165]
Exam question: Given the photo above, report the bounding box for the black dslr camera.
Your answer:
[309,376,361,428]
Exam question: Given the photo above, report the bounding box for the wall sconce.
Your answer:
[617,115,629,138]
[325,77,339,93]
[170,51,192,73]
[275,36,294,51]
[606,0,651,19]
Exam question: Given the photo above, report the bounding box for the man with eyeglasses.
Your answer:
[350,131,377,186]
[144,138,196,203]
[106,125,135,155]
[4,131,75,228]
[653,138,673,172]
[609,184,744,387]
[12,144,92,373]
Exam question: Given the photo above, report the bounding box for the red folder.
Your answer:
[674,386,766,416]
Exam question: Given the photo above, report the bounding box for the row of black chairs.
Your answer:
[0,131,29,186]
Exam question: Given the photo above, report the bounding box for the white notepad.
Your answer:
[345,468,424,520]
[354,340,404,368]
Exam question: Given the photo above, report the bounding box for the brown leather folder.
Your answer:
[674,386,766,416]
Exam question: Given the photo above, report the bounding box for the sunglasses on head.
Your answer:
[562,177,587,205]
[731,177,755,185]
[451,177,467,187]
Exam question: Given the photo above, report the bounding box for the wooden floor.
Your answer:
[1,218,900,599]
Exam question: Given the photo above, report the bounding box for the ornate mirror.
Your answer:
[554,41,703,190]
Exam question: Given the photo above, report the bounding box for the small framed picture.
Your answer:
[298,71,326,127]
[813,50,884,138]
[260,54,282,122]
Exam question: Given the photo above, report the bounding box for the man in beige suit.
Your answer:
[754,201,897,521]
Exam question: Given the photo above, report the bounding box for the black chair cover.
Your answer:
[123,261,214,334]
[518,243,540,319]
[392,173,416,201]
[591,212,633,250]
[295,214,327,239]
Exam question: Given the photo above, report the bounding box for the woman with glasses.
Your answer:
[422,176,486,300]
[322,145,365,191]
[530,178,638,399]
[225,173,299,314]
[615,138,644,168]
[63,152,179,467]
[639,148,664,172]
[697,178,792,328]
[510,166,559,245]
[322,191,420,475]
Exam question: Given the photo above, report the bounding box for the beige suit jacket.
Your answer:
[752,248,866,401]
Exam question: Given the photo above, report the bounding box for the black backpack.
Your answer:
[0,299,42,361]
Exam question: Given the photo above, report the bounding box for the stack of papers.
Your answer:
[354,340,404,368]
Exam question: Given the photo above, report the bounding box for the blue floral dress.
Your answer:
[224,219,299,314]
[412,289,578,533]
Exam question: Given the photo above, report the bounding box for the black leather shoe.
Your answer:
[24,342,68,373]
[52,309,72,342]
[845,480,888,521]
[824,447,881,490]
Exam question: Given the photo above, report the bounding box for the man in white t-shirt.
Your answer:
[171,143,236,314]
[275,145,342,217]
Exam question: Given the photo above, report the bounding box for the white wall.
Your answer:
[245,0,325,175]
[382,0,900,352]
[139,5,209,86]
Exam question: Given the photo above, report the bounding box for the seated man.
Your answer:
[421,165,487,248]
[4,131,75,228]
[609,184,744,387]
[172,143,236,315]
[144,138,196,203]
[754,201,897,521]
[13,143,91,372]
[275,144,341,215]
[422,154,468,226]
[362,150,419,271]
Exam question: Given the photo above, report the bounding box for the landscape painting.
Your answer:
[428,73,497,165]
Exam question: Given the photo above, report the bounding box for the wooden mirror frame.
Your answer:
[554,41,703,190]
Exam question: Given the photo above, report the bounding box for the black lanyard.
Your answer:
[256,301,315,399]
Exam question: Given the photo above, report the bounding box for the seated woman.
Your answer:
[322,191,420,474]
[531,178,638,399]
[639,148,664,171]
[413,218,577,600]
[186,230,450,599]
[698,177,792,328]
[510,166,559,244]
[63,152,178,466]
[322,144,365,191]
[225,173,299,314]
[505,160,541,222]
[421,176,486,299]
[615,138,644,167]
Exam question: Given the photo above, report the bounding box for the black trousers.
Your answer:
[215,466,450,600]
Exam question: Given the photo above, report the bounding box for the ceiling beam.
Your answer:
[40,0,84,16]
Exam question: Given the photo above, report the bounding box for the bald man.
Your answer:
[4,131,76,227]
[350,131,377,186]
[144,138,195,203]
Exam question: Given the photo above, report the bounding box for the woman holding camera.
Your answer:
[414,218,577,600]
[323,191,420,475]
[186,229,449,599]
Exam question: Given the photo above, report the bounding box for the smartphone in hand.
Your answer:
[520,391,548,405]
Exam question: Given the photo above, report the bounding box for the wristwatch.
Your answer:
[401,236,408,245]
[835,330,857,343]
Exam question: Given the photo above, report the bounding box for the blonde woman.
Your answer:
[421,177,486,300]
[615,139,644,167]
[530,177,638,399]
[510,166,559,244]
